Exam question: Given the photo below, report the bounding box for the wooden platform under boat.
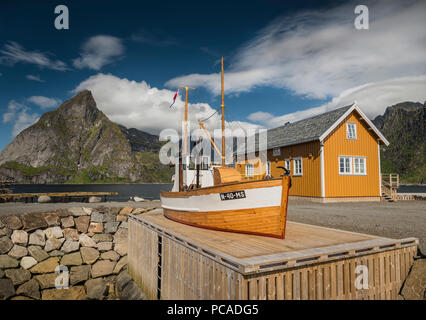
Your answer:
[128,210,419,300]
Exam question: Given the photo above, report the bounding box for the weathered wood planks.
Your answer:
[128,210,418,300]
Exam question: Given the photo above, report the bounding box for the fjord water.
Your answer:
[11,184,173,202]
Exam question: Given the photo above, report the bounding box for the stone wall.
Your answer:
[0,205,156,300]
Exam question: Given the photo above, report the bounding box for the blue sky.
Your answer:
[1,0,425,151]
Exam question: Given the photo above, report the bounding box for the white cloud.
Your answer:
[166,0,426,100]
[26,74,45,82]
[247,111,274,123]
[73,35,124,70]
[0,42,68,71]
[248,75,426,128]
[73,73,260,135]
[2,100,40,137]
[27,96,62,109]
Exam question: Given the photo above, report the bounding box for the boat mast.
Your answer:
[179,86,195,157]
[221,57,225,167]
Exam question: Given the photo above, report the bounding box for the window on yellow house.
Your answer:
[347,122,357,140]
[245,163,254,177]
[284,159,291,172]
[293,158,302,176]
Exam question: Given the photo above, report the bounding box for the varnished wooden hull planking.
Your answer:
[161,176,290,239]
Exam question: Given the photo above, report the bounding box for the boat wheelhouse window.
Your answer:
[339,156,352,174]
[266,161,271,176]
[273,147,281,156]
[201,156,209,170]
[188,157,196,170]
[293,158,303,176]
[346,122,357,140]
[245,163,254,177]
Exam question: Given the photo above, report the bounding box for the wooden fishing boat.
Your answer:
[160,58,291,239]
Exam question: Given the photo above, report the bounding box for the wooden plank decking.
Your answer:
[128,210,419,300]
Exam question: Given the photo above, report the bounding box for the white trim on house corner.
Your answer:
[378,141,382,196]
[319,102,390,146]
[320,143,325,198]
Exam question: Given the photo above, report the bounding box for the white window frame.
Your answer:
[201,156,210,170]
[273,147,281,156]
[338,156,352,175]
[293,157,303,176]
[245,163,254,177]
[284,159,291,172]
[339,155,367,175]
[266,161,271,176]
[346,122,357,140]
[353,156,367,175]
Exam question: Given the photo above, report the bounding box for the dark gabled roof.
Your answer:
[266,105,352,149]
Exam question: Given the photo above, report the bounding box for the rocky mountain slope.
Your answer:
[373,101,425,184]
[0,90,173,184]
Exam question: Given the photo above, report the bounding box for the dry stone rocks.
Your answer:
[92,234,113,242]
[0,255,19,268]
[49,250,64,257]
[11,230,28,245]
[28,246,49,262]
[63,228,79,241]
[88,222,103,234]
[91,212,104,223]
[29,230,46,246]
[61,216,74,228]
[97,242,113,252]
[0,236,13,254]
[20,256,37,269]
[45,237,64,252]
[91,260,116,278]
[113,256,127,274]
[1,216,22,230]
[8,245,28,259]
[101,251,120,261]
[44,213,59,227]
[79,234,96,248]
[80,247,99,265]
[70,265,91,285]
[41,285,86,300]
[5,269,31,286]
[0,206,137,300]
[85,278,107,300]
[34,273,58,289]
[0,279,15,300]
[75,216,90,233]
[21,213,47,232]
[16,279,40,299]
[119,207,133,216]
[62,240,80,253]
[30,257,59,274]
[68,207,89,216]
[61,252,82,266]
[45,226,63,239]
[104,222,120,234]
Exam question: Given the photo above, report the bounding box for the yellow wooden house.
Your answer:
[236,103,389,202]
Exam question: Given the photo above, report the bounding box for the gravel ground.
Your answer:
[0,199,424,253]
[287,200,426,254]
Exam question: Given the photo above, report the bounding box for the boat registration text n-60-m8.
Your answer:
[220,191,246,201]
